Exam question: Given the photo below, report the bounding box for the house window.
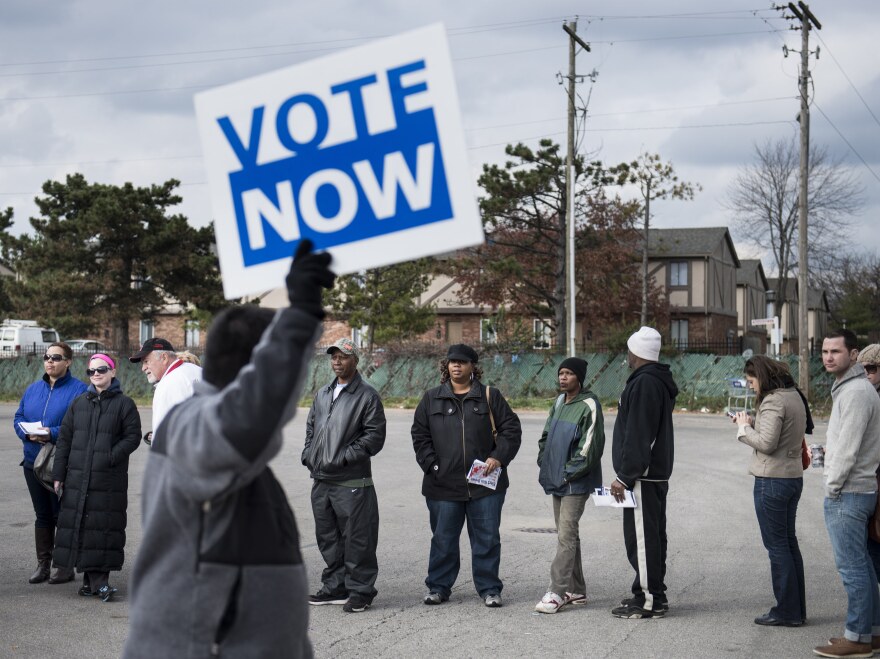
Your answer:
[446,320,463,344]
[533,319,552,350]
[480,319,496,344]
[184,320,200,348]
[139,320,154,344]
[670,319,688,348]
[670,261,688,287]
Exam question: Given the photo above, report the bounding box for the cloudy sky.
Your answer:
[1,0,877,273]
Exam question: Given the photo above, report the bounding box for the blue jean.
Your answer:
[753,477,805,622]
[824,492,880,643]
[425,490,506,598]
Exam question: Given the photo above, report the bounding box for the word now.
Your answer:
[217,60,453,267]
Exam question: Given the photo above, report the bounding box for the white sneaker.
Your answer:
[484,593,502,608]
[564,592,587,605]
[535,591,564,614]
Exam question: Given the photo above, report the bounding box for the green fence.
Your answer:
[0,352,834,409]
[349,352,834,408]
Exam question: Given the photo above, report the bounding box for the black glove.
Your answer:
[286,239,335,317]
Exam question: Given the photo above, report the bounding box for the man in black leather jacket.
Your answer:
[302,337,386,613]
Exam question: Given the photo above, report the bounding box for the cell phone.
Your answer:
[726,410,737,418]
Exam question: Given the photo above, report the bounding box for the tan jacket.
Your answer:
[738,387,807,478]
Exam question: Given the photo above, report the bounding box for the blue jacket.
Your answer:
[14,370,88,466]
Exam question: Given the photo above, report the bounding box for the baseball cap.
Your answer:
[326,337,360,359]
[129,338,175,363]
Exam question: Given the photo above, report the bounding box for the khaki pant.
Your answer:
[549,493,589,596]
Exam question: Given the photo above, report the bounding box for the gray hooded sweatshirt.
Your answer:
[824,362,880,498]
[123,307,321,659]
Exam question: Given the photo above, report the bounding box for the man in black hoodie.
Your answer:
[608,326,678,619]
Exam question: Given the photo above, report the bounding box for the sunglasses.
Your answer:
[86,366,111,376]
[43,354,66,362]
[866,365,878,375]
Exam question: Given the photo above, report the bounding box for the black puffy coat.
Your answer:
[411,380,521,501]
[52,379,141,572]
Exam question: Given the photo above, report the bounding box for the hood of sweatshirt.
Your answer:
[831,362,869,397]
[631,362,679,401]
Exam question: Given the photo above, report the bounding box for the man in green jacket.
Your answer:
[534,357,605,614]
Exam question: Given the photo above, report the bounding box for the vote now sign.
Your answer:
[195,24,483,299]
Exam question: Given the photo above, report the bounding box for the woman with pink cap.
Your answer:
[52,353,142,602]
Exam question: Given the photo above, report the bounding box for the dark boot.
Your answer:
[48,565,74,584]
[28,527,53,584]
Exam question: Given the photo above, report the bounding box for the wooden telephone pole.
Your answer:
[784,1,821,396]
[562,20,590,357]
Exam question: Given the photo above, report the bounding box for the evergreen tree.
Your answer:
[9,174,226,351]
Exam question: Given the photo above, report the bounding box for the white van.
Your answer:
[0,320,61,358]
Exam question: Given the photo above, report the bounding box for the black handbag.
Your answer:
[32,442,56,493]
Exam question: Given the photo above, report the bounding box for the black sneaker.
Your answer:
[343,595,371,613]
[612,602,665,618]
[309,591,348,606]
[620,596,669,613]
[97,585,117,603]
[423,591,449,605]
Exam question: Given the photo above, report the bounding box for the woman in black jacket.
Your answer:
[411,344,521,608]
[52,354,141,602]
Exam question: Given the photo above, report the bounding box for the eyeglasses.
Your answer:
[866,365,878,375]
[86,366,111,376]
[43,354,65,362]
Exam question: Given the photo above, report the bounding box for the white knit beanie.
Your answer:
[627,326,662,362]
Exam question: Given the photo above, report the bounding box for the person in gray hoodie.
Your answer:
[122,240,335,659]
[814,330,880,659]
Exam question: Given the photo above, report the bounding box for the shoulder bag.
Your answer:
[32,442,56,492]
[486,386,497,441]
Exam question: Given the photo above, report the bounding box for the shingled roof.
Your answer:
[647,227,740,267]
[736,259,768,288]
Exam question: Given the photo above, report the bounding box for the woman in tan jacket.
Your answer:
[733,355,812,628]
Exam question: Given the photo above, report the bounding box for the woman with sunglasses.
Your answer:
[14,342,88,585]
[858,344,880,395]
[52,354,141,602]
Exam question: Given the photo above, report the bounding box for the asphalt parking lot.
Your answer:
[0,403,853,658]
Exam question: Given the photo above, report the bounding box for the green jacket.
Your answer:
[537,390,605,496]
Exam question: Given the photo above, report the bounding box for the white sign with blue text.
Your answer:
[195,24,483,299]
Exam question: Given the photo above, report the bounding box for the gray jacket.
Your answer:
[302,371,386,482]
[738,387,807,478]
[824,363,880,498]
[122,308,321,659]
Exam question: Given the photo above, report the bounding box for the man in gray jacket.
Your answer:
[814,329,880,659]
[123,240,334,659]
[303,337,386,613]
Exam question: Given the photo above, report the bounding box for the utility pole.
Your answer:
[640,178,651,326]
[783,1,821,396]
[562,20,590,357]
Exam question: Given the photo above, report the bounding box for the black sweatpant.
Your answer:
[23,465,60,528]
[623,480,668,611]
[310,480,379,601]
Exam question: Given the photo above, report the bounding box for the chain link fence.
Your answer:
[1,351,834,409]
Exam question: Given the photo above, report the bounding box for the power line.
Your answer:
[465,96,794,132]
[0,17,564,69]
[814,32,880,131]
[813,103,880,185]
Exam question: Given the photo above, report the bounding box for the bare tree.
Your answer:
[621,153,700,325]
[725,137,864,311]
